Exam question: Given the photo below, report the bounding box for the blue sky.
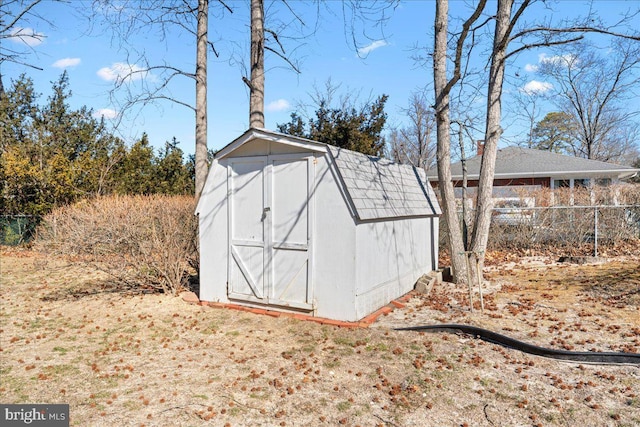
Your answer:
[3,0,639,157]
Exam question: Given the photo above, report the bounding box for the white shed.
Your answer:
[196,128,441,322]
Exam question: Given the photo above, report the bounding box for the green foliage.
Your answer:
[530,111,577,154]
[113,133,156,195]
[277,95,389,156]
[0,72,195,218]
[154,137,194,195]
[1,72,127,216]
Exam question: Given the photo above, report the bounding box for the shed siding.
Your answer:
[230,138,312,158]
[198,159,230,303]
[197,129,441,322]
[311,154,358,320]
[354,217,431,318]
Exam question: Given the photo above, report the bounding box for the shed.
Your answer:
[196,128,441,322]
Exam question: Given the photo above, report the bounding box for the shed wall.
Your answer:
[198,159,230,303]
[311,154,358,320]
[197,132,440,322]
[353,217,432,318]
[231,138,310,157]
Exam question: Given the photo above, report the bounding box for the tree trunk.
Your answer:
[459,129,472,251]
[249,0,265,128]
[433,0,467,283]
[469,0,513,269]
[195,0,209,200]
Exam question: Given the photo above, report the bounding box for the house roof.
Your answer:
[426,146,639,181]
[212,128,441,221]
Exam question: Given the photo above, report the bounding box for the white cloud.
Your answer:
[9,27,44,47]
[538,53,576,67]
[524,63,538,72]
[266,99,291,112]
[52,58,81,69]
[521,80,553,95]
[97,62,148,82]
[93,108,118,119]
[357,40,388,57]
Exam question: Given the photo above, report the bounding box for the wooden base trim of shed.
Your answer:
[182,291,417,328]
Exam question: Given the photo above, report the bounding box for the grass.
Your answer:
[1,249,639,426]
[336,401,351,411]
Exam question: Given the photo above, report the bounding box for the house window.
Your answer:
[574,179,590,188]
[595,178,611,187]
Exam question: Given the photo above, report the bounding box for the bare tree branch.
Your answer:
[441,0,487,99]
[505,35,583,60]
[511,25,640,42]
[264,45,301,74]
[0,0,43,34]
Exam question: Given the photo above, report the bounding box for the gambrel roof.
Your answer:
[208,128,441,221]
[329,146,441,221]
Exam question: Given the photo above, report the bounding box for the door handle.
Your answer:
[261,207,270,221]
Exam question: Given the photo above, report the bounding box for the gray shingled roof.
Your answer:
[426,147,639,180]
[329,146,441,221]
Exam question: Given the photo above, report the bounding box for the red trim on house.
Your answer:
[431,177,551,189]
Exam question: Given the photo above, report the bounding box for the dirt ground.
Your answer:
[1,248,639,427]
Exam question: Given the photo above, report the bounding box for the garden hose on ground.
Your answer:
[395,324,640,365]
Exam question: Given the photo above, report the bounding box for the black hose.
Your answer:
[395,324,640,365]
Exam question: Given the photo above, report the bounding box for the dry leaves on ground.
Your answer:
[1,249,639,426]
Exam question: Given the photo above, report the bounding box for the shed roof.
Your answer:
[329,146,441,221]
[426,146,639,181]
[208,128,441,221]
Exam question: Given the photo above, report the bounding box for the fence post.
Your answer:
[594,206,598,258]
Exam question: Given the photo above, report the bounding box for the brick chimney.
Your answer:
[477,140,485,156]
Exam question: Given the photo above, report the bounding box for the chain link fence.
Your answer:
[487,205,640,255]
[0,215,41,246]
[4,205,640,254]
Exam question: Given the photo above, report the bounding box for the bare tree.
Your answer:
[433,0,487,284]
[506,77,546,148]
[90,0,306,199]
[90,0,234,200]
[387,91,436,170]
[195,0,209,198]
[248,0,265,128]
[0,0,50,69]
[433,0,640,284]
[537,40,640,163]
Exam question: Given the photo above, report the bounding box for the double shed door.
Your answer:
[228,154,314,311]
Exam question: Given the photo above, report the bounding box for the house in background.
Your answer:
[427,146,640,207]
[196,128,441,322]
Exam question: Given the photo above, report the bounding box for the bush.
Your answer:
[35,195,198,295]
[486,184,640,254]
[438,183,640,258]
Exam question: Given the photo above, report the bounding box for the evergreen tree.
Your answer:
[277,95,389,156]
[114,133,156,195]
[530,112,578,155]
[154,138,194,195]
[1,73,126,215]
[1,72,196,218]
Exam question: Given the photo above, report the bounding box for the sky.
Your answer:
[3,0,639,158]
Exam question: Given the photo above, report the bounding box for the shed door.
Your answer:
[228,155,314,311]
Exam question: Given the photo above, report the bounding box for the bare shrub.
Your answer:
[36,195,198,295]
[486,184,640,255]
